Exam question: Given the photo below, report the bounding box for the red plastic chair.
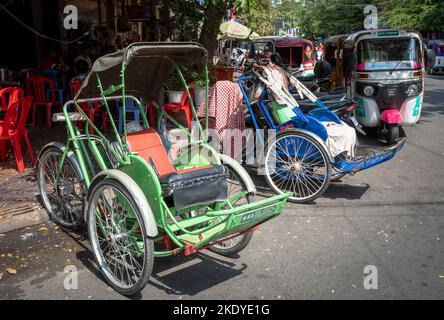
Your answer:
[69,78,107,133]
[19,68,40,95]
[0,97,35,172]
[164,85,194,130]
[26,76,60,128]
[0,87,24,112]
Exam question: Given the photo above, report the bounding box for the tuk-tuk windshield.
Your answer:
[357,38,422,71]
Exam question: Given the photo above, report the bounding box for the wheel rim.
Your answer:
[39,151,83,226]
[211,168,250,251]
[266,134,329,201]
[89,184,145,290]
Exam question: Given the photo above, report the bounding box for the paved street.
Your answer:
[0,76,443,300]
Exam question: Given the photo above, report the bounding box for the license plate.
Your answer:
[235,205,277,227]
[387,88,397,96]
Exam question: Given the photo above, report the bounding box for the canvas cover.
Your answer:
[75,42,208,103]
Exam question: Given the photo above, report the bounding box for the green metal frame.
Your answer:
[54,49,290,257]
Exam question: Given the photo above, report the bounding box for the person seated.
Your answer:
[73,45,92,76]
[42,48,69,73]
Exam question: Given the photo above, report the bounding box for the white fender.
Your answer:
[219,154,256,194]
[85,169,158,237]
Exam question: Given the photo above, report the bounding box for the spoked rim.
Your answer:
[38,149,83,228]
[265,133,331,202]
[88,183,147,291]
[210,167,253,252]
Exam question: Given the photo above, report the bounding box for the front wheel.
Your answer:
[87,178,154,296]
[387,124,400,145]
[264,131,332,203]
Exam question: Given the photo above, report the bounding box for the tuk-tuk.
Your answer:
[342,29,426,144]
[324,34,349,89]
[252,36,316,76]
[427,39,444,74]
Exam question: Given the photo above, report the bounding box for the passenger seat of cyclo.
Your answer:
[262,64,357,159]
[124,128,229,210]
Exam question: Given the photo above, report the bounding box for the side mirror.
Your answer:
[426,49,436,68]
[343,52,357,75]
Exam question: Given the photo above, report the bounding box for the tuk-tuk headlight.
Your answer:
[406,83,419,96]
[363,85,375,96]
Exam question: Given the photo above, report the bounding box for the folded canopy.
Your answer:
[75,42,208,103]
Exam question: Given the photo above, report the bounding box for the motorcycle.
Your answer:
[231,48,246,68]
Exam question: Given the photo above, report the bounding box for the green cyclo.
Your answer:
[37,43,291,296]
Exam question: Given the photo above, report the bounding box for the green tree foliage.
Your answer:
[277,0,444,38]
[379,0,444,31]
[297,0,371,38]
[237,0,276,36]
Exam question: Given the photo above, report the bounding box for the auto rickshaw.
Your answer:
[324,34,349,89]
[252,36,316,76]
[342,29,427,144]
[36,42,290,296]
[427,39,444,74]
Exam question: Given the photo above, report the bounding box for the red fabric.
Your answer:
[197,81,244,158]
[381,110,403,124]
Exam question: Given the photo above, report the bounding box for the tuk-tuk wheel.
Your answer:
[37,146,84,229]
[87,178,154,296]
[207,164,254,256]
[265,130,332,203]
[387,124,400,145]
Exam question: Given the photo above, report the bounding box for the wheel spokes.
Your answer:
[267,135,328,200]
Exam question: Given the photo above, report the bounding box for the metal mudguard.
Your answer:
[85,169,158,237]
[277,128,336,164]
[219,154,256,195]
[37,142,84,180]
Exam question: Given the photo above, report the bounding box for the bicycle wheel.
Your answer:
[87,178,154,296]
[208,165,254,256]
[37,146,84,229]
[265,130,331,203]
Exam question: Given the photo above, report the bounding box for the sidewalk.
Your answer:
[0,125,66,234]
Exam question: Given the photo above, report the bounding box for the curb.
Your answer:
[0,209,49,234]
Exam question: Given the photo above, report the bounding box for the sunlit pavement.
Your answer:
[0,76,443,300]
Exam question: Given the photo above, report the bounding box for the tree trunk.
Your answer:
[199,1,229,61]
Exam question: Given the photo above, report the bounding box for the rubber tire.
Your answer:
[207,165,254,257]
[387,125,400,145]
[37,146,84,230]
[264,130,332,203]
[87,178,154,296]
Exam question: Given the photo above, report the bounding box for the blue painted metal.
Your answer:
[118,97,144,134]
[238,74,405,179]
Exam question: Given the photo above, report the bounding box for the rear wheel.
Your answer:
[37,146,84,229]
[265,131,332,203]
[87,178,154,296]
[207,165,254,256]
